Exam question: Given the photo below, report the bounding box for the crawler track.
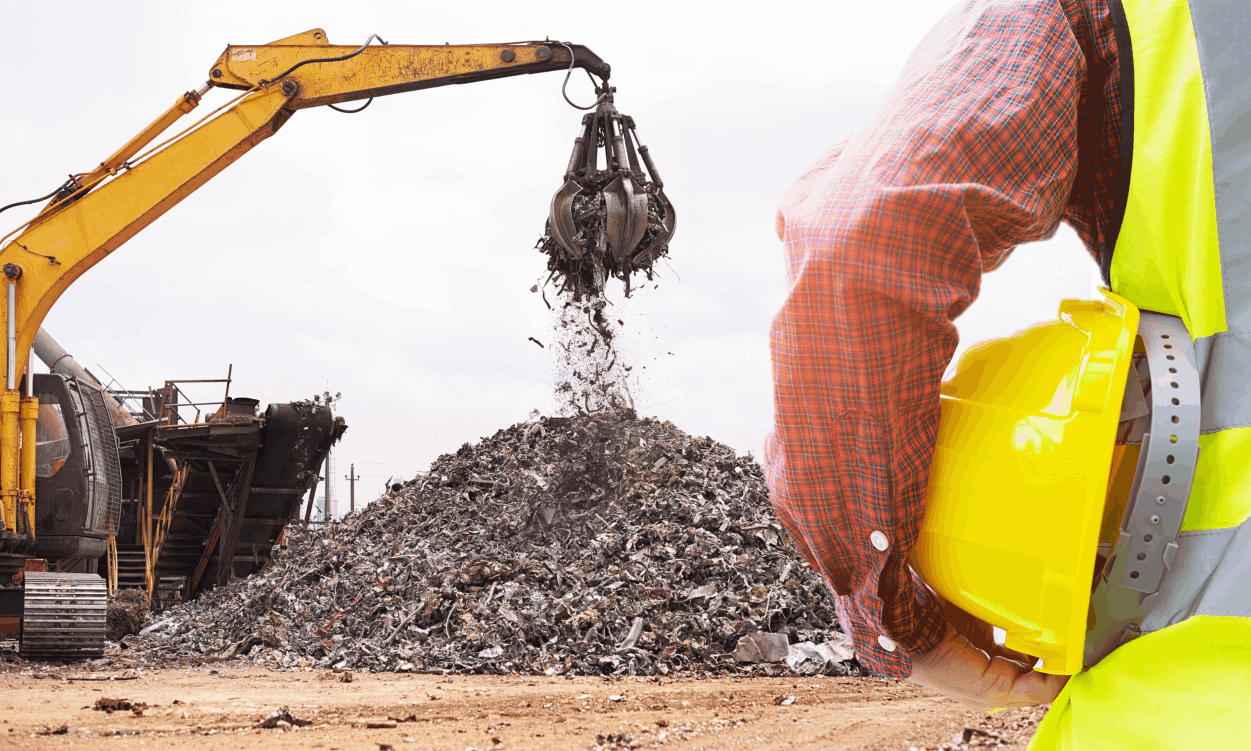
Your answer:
[20,572,107,659]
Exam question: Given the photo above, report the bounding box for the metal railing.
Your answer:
[103,365,234,426]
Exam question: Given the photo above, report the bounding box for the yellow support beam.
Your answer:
[0,391,18,533]
[19,396,37,535]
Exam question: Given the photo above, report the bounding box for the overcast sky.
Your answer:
[1,0,1098,513]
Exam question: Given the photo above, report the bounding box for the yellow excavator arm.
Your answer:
[0,30,610,538]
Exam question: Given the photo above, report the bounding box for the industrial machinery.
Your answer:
[1,328,346,654]
[0,30,641,659]
[31,328,346,607]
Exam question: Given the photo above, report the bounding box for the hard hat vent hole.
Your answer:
[1170,382,1180,389]
[1169,435,1179,443]
[1137,552,1147,561]
[1172,398,1180,406]
[1169,367,1178,374]
[1157,496,1166,505]
[1167,355,1176,361]
[1164,344,1173,349]
[1162,475,1171,484]
[1171,415,1180,424]
[1162,334,1171,339]
[1166,455,1175,463]
[1144,533,1154,542]
[1130,570,1141,579]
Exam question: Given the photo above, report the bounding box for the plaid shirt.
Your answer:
[764,0,1123,678]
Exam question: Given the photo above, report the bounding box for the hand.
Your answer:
[908,622,1069,710]
[907,594,1068,711]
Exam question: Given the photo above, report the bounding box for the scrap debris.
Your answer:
[106,589,149,643]
[552,296,634,416]
[256,706,313,729]
[126,410,854,677]
[93,697,147,715]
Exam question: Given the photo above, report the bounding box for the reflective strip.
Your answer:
[1176,0,1251,528]
[1140,519,1251,633]
[1187,0,1251,337]
[1111,0,1226,338]
[1186,0,1251,434]
[1193,334,1251,432]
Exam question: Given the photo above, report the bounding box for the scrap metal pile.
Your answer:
[127,411,854,677]
[537,89,676,299]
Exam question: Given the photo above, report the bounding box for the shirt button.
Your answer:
[870,530,889,551]
[878,635,897,652]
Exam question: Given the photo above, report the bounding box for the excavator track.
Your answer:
[20,573,107,659]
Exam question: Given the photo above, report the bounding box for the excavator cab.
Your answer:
[31,373,122,560]
[0,374,120,658]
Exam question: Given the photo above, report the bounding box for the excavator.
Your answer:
[0,29,671,659]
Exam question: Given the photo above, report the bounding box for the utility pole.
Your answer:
[323,453,333,520]
[309,389,342,522]
[345,464,361,514]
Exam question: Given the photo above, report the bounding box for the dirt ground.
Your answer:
[0,666,1045,750]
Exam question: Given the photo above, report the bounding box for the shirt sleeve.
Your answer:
[763,0,1088,678]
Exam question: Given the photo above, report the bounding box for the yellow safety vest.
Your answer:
[1032,0,1251,747]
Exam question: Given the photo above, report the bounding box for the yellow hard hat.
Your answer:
[911,290,1139,675]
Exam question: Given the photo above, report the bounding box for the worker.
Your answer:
[763,0,1251,748]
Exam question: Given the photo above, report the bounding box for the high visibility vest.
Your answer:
[1031,0,1251,747]
[1090,0,1251,652]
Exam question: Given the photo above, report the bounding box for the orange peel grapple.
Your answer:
[545,87,675,293]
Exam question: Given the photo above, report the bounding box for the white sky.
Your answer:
[1,1,1099,511]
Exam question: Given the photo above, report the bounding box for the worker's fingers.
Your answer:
[989,642,1041,668]
[980,655,1069,709]
[909,624,1067,712]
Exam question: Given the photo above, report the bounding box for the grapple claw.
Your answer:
[540,88,676,296]
[603,174,648,262]
[548,114,594,259]
[549,178,585,258]
[636,143,676,247]
[653,187,676,247]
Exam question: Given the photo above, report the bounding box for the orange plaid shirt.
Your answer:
[764,0,1124,678]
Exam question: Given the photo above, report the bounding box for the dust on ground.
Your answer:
[0,665,1044,750]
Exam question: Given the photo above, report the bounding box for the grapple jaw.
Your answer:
[549,177,585,260]
[650,184,676,249]
[545,89,675,291]
[603,173,648,262]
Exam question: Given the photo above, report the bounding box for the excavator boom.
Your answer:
[210,30,610,108]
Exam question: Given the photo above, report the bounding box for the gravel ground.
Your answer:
[0,662,1044,750]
